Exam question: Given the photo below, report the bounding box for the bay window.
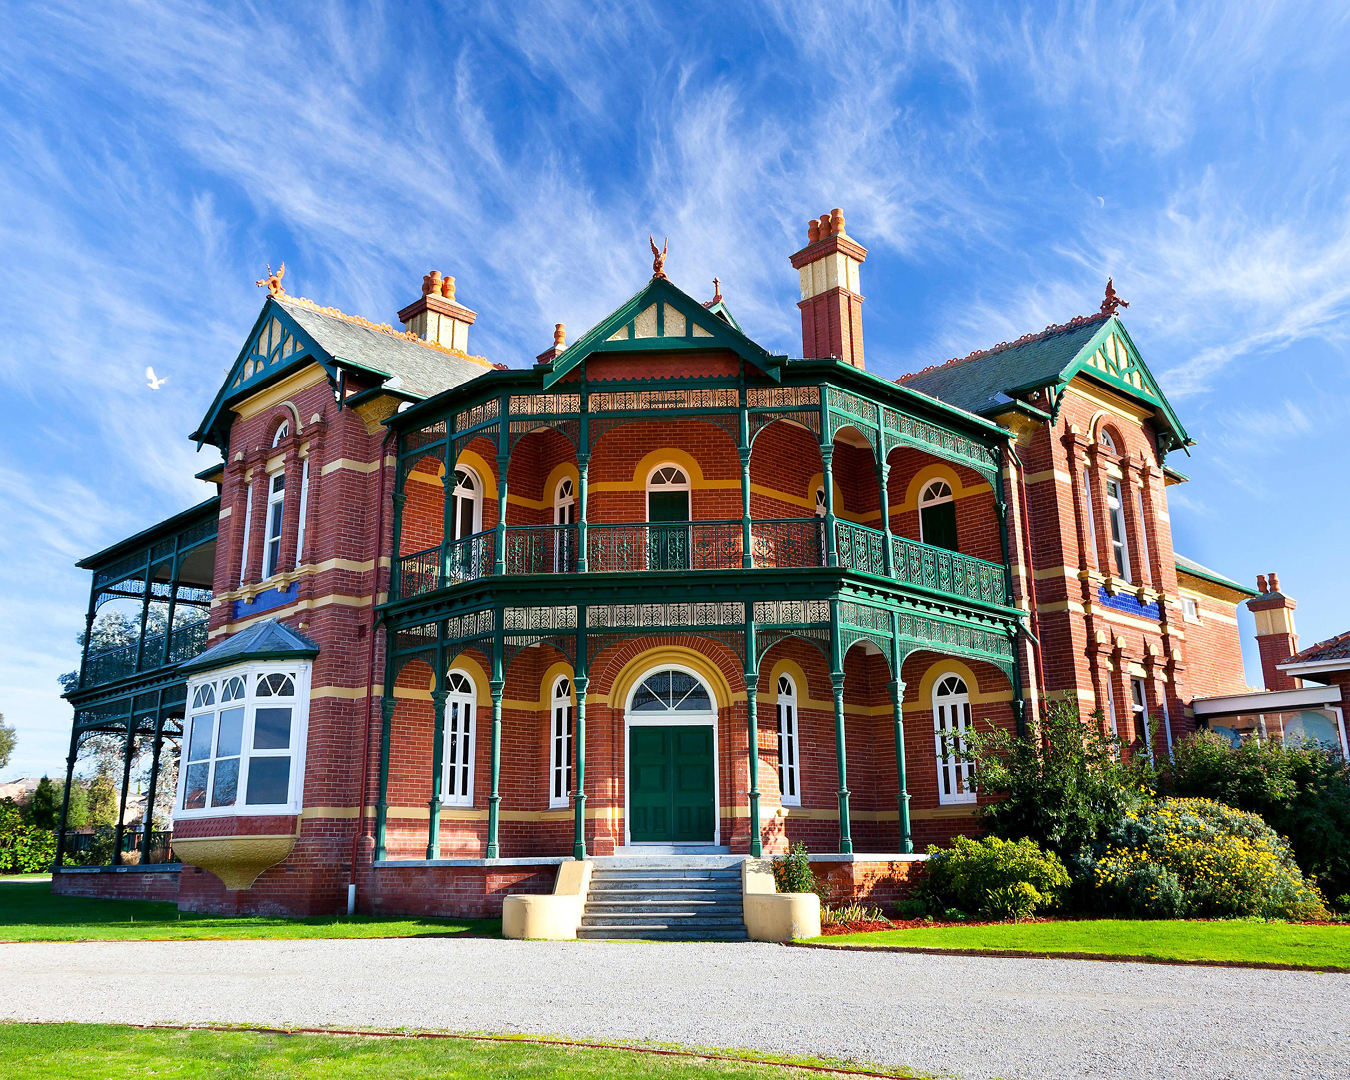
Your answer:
[178,662,310,816]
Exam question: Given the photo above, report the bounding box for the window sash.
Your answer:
[550,700,573,807]
[263,475,285,579]
[1130,678,1149,744]
[442,695,475,806]
[933,690,975,805]
[238,480,254,586]
[1106,480,1131,580]
[1082,469,1098,565]
[777,698,800,806]
[295,458,310,561]
[1132,487,1151,582]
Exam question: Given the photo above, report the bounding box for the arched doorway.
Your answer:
[625,667,718,847]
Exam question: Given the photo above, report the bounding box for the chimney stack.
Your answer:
[1247,572,1301,691]
[789,208,867,369]
[398,271,477,352]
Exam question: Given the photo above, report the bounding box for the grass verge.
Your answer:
[0,877,498,942]
[807,918,1350,970]
[0,1024,922,1079]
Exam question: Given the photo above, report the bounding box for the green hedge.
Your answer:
[919,835,1070,920]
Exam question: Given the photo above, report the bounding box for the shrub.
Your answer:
[772,842,827,900]
[0,797,56,873]
[1085,797,1327,920]
[821,902,888,927]
[961,696,1151,867]
[1171,730,1350,903]
[919,835,1070,920]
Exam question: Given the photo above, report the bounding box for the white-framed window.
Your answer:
[1182,596,1201,623]
[554,477,575,526]
[262,471,286,579]
[813,486,827,518]
[1130,677,1150,746]
[933,674,975,805]
[1106,676,1119,736]
[1132,486,1151,582]
[918,479,958,551]
[450,466,482,540]
[1098,428,1118,455]
[178,662,310,817]
[1105,479,1132,581]
[549,675,573,808]
[645,464,691,522]
[1081,468,1098,565]
[238,479,254,586]
[776,674,801,806]
[271,420,290,447]
[441,670,477,807]
[295,457,310,562]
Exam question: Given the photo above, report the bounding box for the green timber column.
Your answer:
[744,602,761,856]
[878,460,895,577]
[821,444,838,567]
[889,611,913,853]
[140,710,165,863]
[374,693,396,861]
[494,455,508,577]
[829,600,852,854]
[112,711,136,866]
[54,728,78,868]
[426,686,448,860]
[159,555,181,666]
[995,458,1029,739]
[576,457,590,574]
[572,606,588,859]
[486,618,504,858]
[391,492,407,599]
[132,559,153,673]
[739,386,753,569]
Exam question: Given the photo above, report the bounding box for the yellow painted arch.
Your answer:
[605,645,741,714]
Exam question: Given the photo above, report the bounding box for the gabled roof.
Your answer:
[1174,553,1256,598]
[1282,630,1350,669]
[179,618,319,675]
[192,293,495,448]
[900,312,1191,453]
[538,277,783,389]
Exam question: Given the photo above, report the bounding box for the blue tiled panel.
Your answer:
[233,582,298,621]
[1097,584,1160,621]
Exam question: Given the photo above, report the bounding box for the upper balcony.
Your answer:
[385,359,1016,621]
[70,498,219,699]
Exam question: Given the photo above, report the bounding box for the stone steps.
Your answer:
[577,860,748,941]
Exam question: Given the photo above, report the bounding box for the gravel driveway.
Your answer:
[0,938,1344,1079]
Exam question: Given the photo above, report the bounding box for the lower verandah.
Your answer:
[379,634,1016,861]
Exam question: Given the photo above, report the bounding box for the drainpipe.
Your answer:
[1007,443,1047,710]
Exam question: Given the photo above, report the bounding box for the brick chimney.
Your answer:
[398,271,477,352]
[1247,572,1301,691]
[789,208,867,368]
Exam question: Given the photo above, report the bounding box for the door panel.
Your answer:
[628,724,714,844]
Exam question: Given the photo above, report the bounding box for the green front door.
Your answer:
[628,725,715,843]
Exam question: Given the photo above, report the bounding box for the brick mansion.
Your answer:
[53,211,1350,929]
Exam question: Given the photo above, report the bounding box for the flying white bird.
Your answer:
[146,366,168,390]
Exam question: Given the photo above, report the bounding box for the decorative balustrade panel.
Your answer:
[505,526,577,575]
[83,641,138,687]
[892,536,1009,606]
[167,619,209,664]
[444,532,496,586]
[80,617,211,689]
[834,521,887,576]
[587,522,743,572]
[395,545,442,600]
[750,519,825,568]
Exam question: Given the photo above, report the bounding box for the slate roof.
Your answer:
[1174,554,1256,597]
[900,316,1107,416]
[179,619,319,675]
[1284,630,1350,668]
[277,297,493,398]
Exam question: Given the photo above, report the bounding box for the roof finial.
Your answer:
[649,235,668,279]
[711,276,722,303]
[256,262,286,297]
[1100,277,1129,317]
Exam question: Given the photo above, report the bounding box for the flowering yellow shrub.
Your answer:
[1090,798,1326,920]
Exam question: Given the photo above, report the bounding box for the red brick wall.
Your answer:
[51,868,181,903]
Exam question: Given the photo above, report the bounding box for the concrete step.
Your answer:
[577,925,750,941]
[586,895,740,907]
[590,868,741,880]
[582,913,746,927]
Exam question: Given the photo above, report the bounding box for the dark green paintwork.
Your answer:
[628,725,715,844]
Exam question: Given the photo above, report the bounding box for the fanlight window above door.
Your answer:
[630,669,713,714]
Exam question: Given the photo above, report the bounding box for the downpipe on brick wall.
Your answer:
[1007,442,1047,715]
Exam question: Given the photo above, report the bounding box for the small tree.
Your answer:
[962,695,1151,865]
[86,770,119,828]
[29,777,60,830]
[0,714,15,771]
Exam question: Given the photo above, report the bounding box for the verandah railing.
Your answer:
[80,616,211,689]
[392,518,1009,608]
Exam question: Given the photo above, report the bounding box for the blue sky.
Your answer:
[2,1,1348,781]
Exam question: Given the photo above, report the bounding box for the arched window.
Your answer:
[629,668,713,713]
[776,675,801,806]
[918,479,958,552]
[549,676,573,808]
[450,467,482,540]
[262,471,286,578]
[933,674,975,805]
[553,477,575,525]
[646,464,690,522]
[646,465,691,570]
[1098,428,1118,455]
[813,486,827,518]
[271,420,290,447]
[441,670,477,808]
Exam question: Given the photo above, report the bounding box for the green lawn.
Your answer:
[0,877,499,942]
[812,918,1350,969]
[0,1024,917,1079]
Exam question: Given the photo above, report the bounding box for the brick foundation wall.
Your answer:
[811,859,925,907]
[51,867,182,903]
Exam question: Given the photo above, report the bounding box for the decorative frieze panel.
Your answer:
[455,399,499,432]
[587,601,742,630]
[504,606,576,633]
[748,386,819,409]
[881,407,1000,479]
[402,420,447,457]
[589,388,739,412]
[753,600,830,626]
[509,393,580,416]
